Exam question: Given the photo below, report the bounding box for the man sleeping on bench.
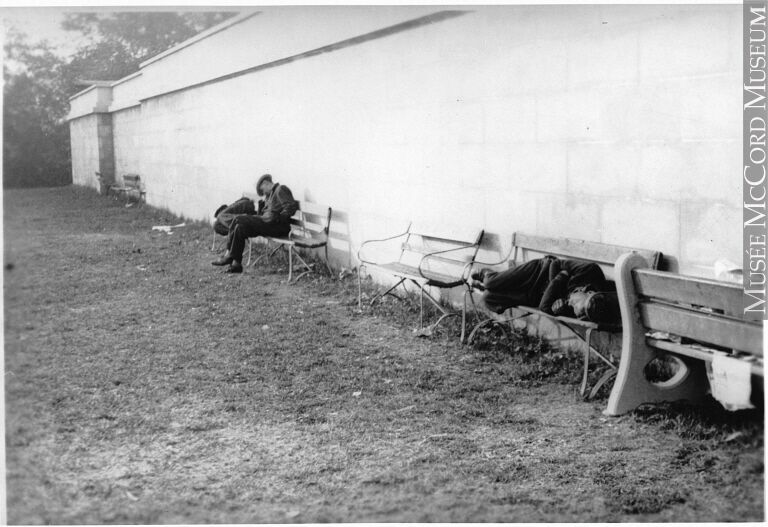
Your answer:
[471,256,619,324]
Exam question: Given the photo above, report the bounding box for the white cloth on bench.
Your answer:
[707,353,754,411]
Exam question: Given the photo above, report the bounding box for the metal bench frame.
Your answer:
[466,232,662,399]
[250,201,333,282]
[358,223,484,340]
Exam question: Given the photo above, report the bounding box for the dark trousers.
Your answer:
[481,258,552,313]
[227,215,290,262]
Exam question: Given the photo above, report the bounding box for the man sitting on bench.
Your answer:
[212,174,298,274]
[471,256,618,323]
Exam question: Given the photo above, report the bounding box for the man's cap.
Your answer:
[256,174,273,196]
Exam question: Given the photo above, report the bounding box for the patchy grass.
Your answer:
[3,186,764,523]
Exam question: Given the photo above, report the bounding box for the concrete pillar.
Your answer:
[96,113,115,194]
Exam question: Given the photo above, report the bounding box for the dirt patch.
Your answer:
[3,186,764,523]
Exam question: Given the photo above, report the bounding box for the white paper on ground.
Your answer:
[707,353,754,411]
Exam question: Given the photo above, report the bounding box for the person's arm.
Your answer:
[539,270,570,314]
[275,186,299,222]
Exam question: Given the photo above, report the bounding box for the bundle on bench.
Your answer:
[604,252,763,416]
[467,232,662,398]
[358,223,484,340]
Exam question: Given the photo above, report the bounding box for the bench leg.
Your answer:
[465,301,531,346]
[358,264,365,309]
[323,245,334,278]
[589,368,618,400]
[287,245,293,282]
[604,344,709,416]
[419,287,424,328]
[289,248,316,282]
[412,280,460,337]
[251,242,281,267]
[369,277,407,307]
[461,288,469,344]
[580,328,595,397]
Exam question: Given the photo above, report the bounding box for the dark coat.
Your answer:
[479,256,607,314]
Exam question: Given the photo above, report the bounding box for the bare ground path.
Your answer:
[3,186,764,523]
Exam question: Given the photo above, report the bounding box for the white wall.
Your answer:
[69,4,743,277]
[69,115,102,189]
[112,106,143,177]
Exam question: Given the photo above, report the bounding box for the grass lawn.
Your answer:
[3,186,764,523]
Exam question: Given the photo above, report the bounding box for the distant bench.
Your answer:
[358,223,484,340]
[603,252,763,416]
[98,173,146,203]
[467,232,662,398]
[212,194,333,282]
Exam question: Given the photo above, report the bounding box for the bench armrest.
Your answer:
[471,243,514,268]
[417,242,480,282]
[357,229,410,265]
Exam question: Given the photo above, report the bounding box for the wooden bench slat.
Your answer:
[401,243,475,265]
[513,232,661,268]
[409,223,484,246]
[515,305,621,331]
[635,269,744,316]
[647,338,764,376]
[639,302,763,355]
[297,201,331,216]
[375,262,467,287]
[299,211,329,225]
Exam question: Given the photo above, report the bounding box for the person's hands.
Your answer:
[551,298,573,316]
[471,280,486,291]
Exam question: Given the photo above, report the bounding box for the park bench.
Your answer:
[250,200,333,282]
[466,232,662,398]
[357,223,484,340]
[212,195,333,282]
[603,252,764,416]
[106,173,145,203]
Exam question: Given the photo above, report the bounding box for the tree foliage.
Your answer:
[3,11,236,188]
[3,29,73,187]
[62,12,234,81]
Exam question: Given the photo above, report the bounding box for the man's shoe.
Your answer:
[212,256,234,266]
[224,263,243,274]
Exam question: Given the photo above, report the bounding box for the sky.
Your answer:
[1,5,246,58]
[1,0,740,61]
[2,7,87,57]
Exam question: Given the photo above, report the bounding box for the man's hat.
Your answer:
[256,174,273,196]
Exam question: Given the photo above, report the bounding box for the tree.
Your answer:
[3,11,236,188]
[3,29,73,187]
[62,12,235,81]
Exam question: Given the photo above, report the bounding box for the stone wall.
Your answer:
[68,4,742,277]
[112,106,143,180]
[69,114,108,190]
